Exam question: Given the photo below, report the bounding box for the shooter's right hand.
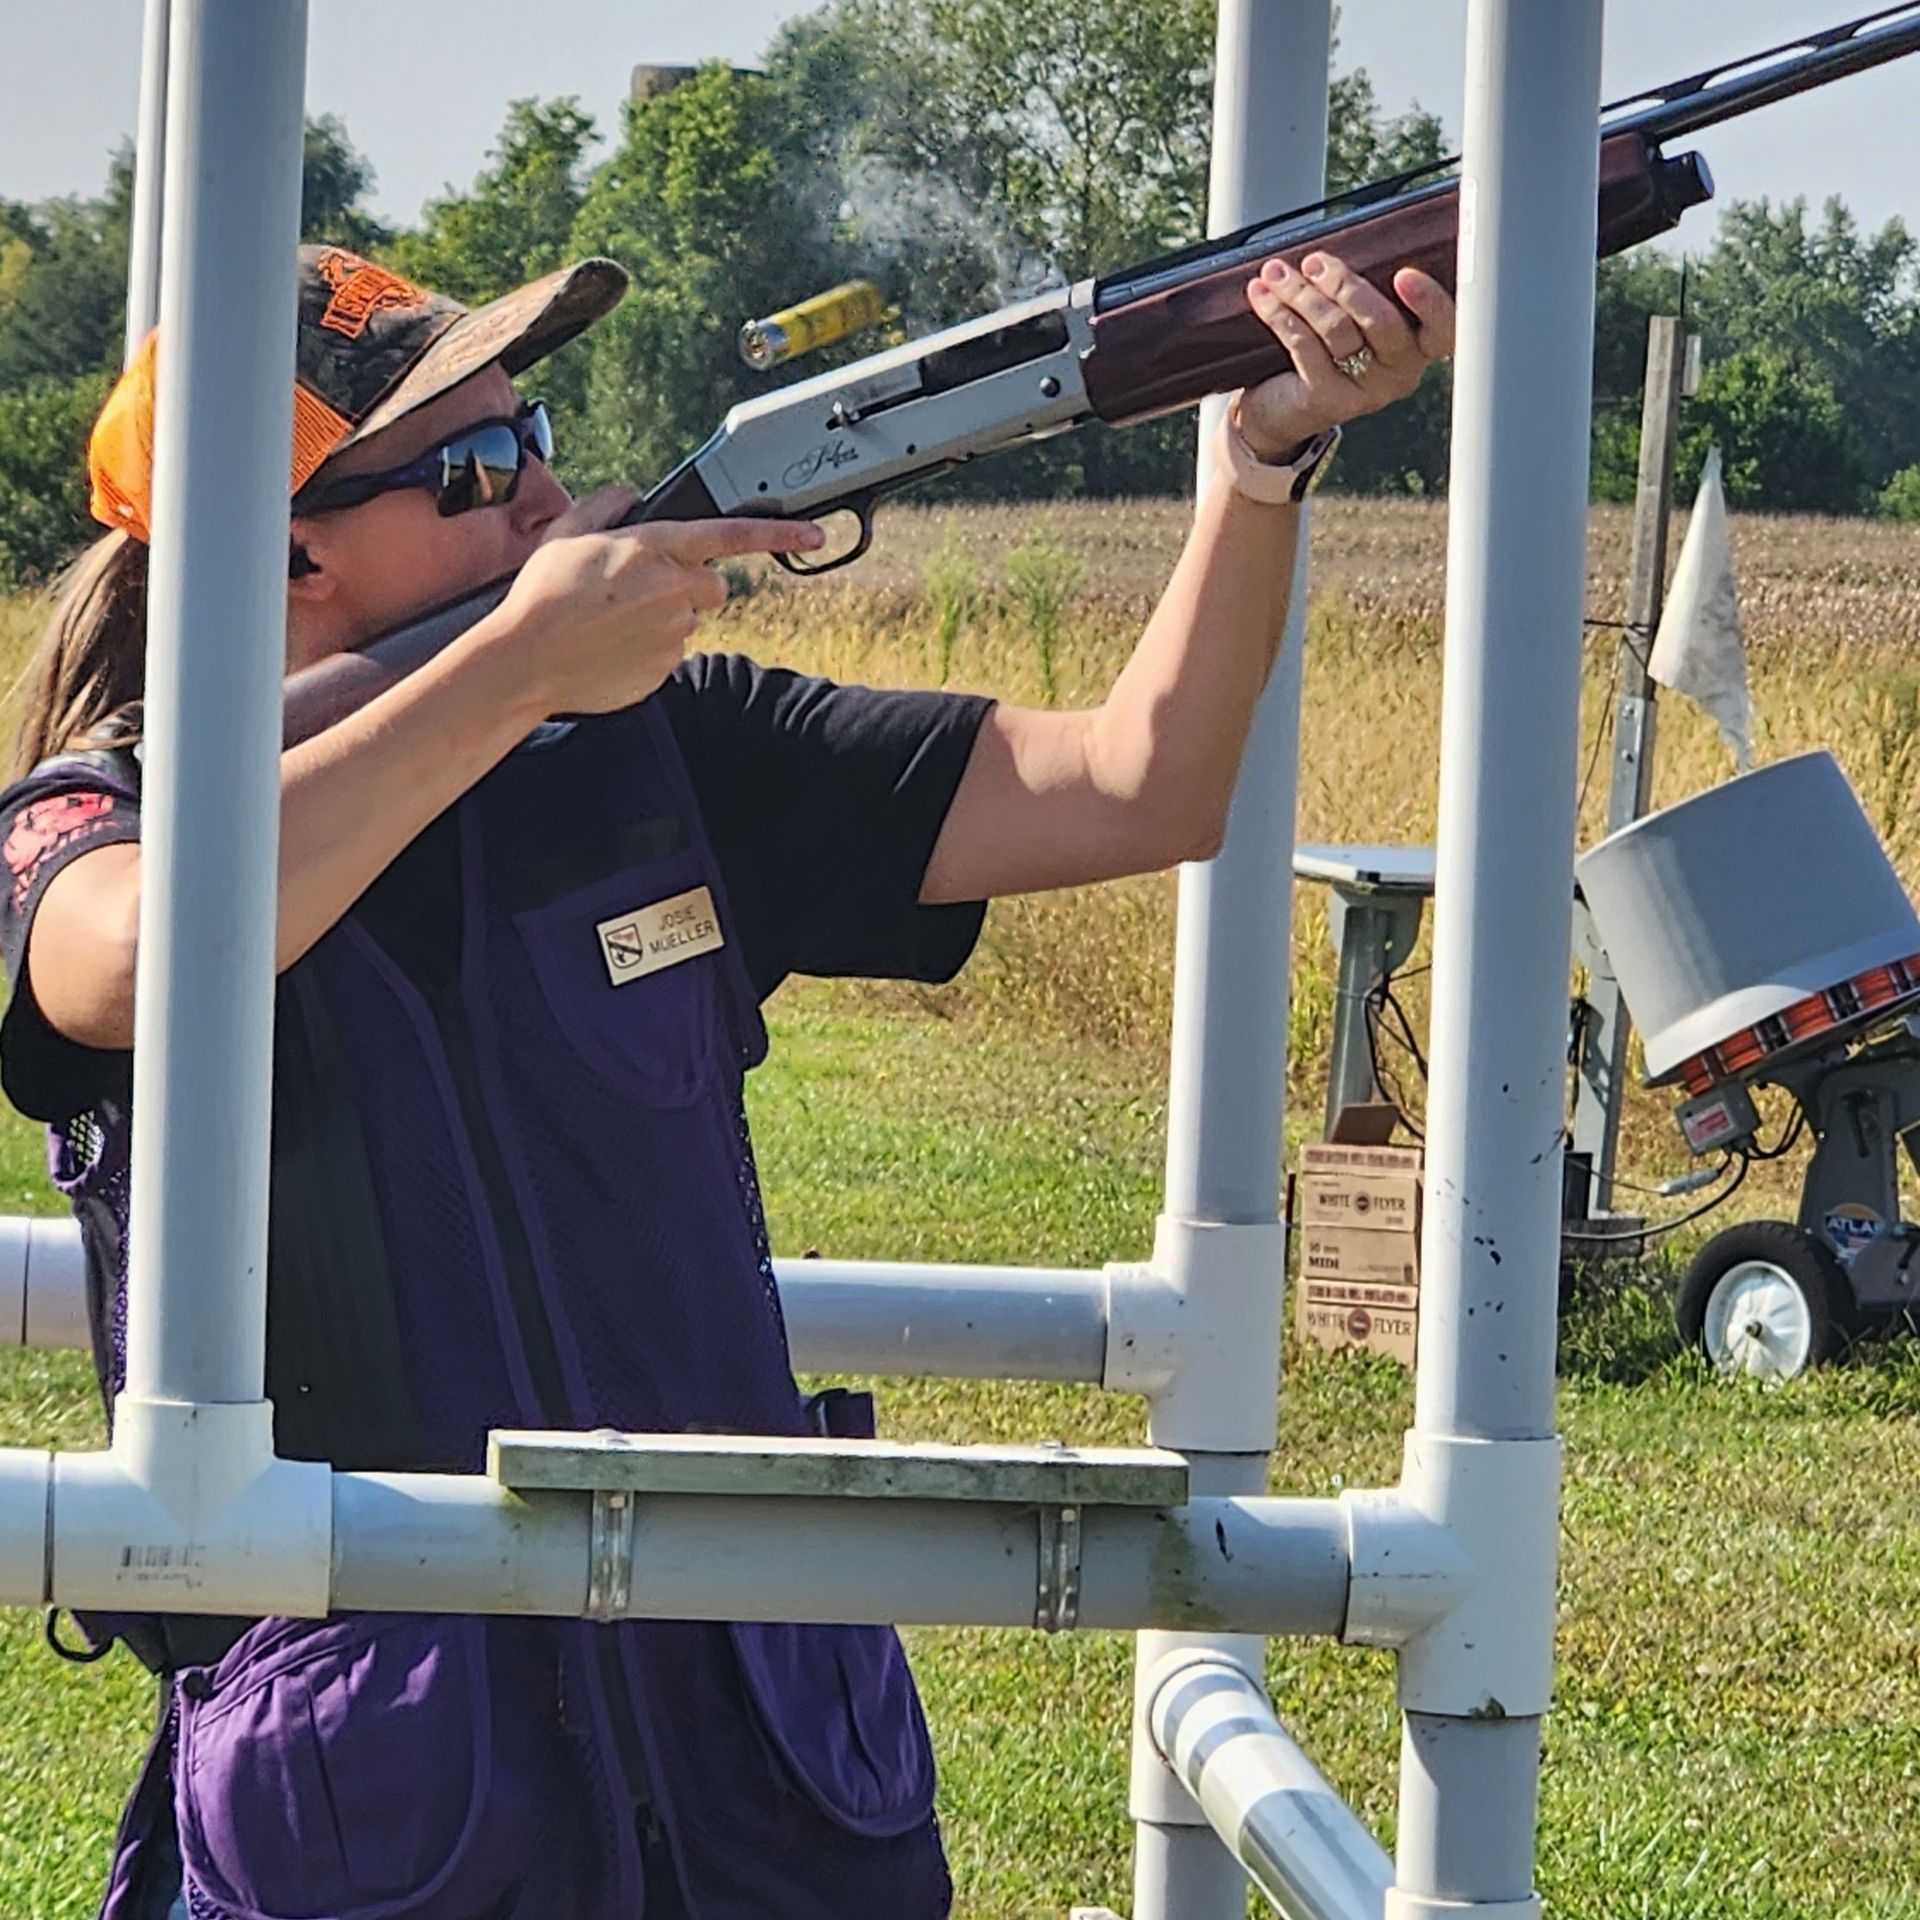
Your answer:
[482,485,826,715]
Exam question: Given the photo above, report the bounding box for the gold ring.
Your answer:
[1336,346,1374,381]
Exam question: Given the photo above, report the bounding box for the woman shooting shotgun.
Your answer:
[2,240,1449,1919]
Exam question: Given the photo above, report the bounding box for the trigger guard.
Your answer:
[776,500,877,576]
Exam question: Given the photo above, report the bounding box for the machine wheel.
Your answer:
[1675,1220,1849,1381]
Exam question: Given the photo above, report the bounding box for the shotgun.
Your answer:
[284,1,1920,744]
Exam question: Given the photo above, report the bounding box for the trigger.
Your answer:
[776,498,877,576]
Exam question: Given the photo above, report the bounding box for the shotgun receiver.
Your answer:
[284,2,1920,745]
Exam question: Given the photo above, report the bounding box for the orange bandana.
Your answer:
[87,330,354,546]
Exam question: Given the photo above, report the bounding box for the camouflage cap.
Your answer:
[89,244,630,543]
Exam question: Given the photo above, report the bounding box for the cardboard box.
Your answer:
[1295,1278,1419,1367]
[1298,1276,1423,1312]
[1295,1170,1422,1234]
[1298,1225,1420,1289]
[1298,1141,1422,1175]
[1296,1140,1422,1239]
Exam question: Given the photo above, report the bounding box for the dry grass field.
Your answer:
[5,494,1916,1202]
[7,491,1912,1198]
[695,493,1920,1213]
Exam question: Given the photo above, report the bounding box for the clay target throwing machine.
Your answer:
[1579,749,1920,1378]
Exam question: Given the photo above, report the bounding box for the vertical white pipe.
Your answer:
[124,0,172,357]
[1419,0,1600,1450]
[1131,6,1331,1918]
[1393,0,1602,1908]
[121,0,309,1408]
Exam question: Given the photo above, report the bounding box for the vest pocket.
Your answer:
[727,1619,938,1838]
[507,864,721,1107]
[173,1614,565,1920]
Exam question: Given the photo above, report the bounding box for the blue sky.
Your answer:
[4,2,1914,253]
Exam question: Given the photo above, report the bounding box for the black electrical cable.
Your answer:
[1582,613,1654,669]
[1361,971,1425,1141]
[1353,979,1752,1244]
[1576,602,1668,827]
[1379,978,1429,1081]
[1366,993,1746,1232]
[1599,1167,1703,1199]
[1745,1102,1808,1161]
[1574,689,1616,825]
[1573,1150,1751,1245]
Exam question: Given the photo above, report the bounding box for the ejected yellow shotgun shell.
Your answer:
[739,280,889,370]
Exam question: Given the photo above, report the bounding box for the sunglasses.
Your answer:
[295,400,554,518]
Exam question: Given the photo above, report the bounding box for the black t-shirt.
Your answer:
[0,653,995,1126]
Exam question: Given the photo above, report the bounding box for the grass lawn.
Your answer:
[4,986,1920,1917]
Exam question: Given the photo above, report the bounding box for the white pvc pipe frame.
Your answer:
[1129,3,1327,1910]
[1145,1651,1394,1920]
[123,0,171,357]
[0,0,1601,1913]
[6,1233,1104,1381]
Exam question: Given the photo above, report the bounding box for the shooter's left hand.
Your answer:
[1236,252,1455,460]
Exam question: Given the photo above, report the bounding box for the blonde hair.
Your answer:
[10,532,149,780]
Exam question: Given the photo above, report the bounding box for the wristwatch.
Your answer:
[1216,402,1341,505]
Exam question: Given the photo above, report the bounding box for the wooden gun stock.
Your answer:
[279,137,1708,751]
[1083,135,1712,428]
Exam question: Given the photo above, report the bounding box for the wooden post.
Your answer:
[1570,315,1689,1212]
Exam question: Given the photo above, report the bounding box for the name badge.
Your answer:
[595,885,724,986]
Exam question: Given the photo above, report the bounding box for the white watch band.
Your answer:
[1216,403,1340,505]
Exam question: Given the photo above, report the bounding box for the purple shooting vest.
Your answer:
[92,698,950,1920]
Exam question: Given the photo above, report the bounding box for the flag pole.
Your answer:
[1569,313,1690,1214]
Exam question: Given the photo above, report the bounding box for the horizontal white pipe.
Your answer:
[0,1219,23,1348]
[1148,1652,1392,1920]
[774,1259,1109,1381]
[15,1443,1359,1628]
[3,1229,1115,1380]
[331,1481,1350,1630]
[11,1452,1357,1630]
[0,1448,49,1604]
[0,1216,89,1350]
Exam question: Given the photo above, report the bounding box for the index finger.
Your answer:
[635,517,826,565]
[539,484,642,543]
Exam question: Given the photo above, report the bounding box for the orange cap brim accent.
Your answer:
[290,383,354,498]
[88,329,353,545]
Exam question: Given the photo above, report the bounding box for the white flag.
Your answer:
[1648,445,1752,771]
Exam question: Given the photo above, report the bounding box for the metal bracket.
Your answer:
[1034,1503,1083,1632]
[585,1488,634,1624]
[490,1429,1186,1507]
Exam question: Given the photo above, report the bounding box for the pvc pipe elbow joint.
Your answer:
[1374,1431,1562,1721]
[1339,1485,1477,1648]
[1102,1215,1287,1453]
[51,1397,332,1620]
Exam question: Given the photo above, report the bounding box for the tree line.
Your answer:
[2,0,1917,587]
